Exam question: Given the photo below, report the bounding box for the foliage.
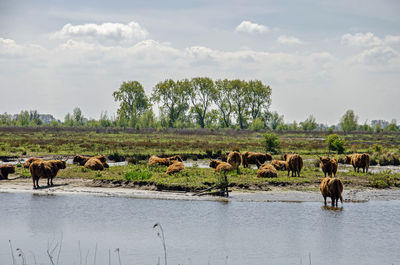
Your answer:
[267,111,284,130]
[214,79,235,128]
[300,115,317,131]
[384,119,399,132]
[340,110,358,132]
[189,77,216,128]
[230,79,249,129]
[124,166,152,181]
[263,132,280,154]
[249,117,265,131]
[247,80,271,120]
[326,134,345,154]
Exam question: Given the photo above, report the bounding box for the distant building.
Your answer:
[371,120,389,129]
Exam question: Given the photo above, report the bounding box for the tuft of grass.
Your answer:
[124,166,152,181]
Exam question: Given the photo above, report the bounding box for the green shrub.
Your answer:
[369,173,394,188]
[125,167,152,181]
[326,134,345,154]
[263,132,280,154]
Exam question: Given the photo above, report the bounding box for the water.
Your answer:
[0,192,399,265]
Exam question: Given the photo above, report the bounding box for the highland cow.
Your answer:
[0,164,15,180]
[148,155,182,166]
[84,158,106,171]
[73,155,91,166]
[283,154,303,177]
[257,164,278,178]
[227,151,242,173]
[209,160,233,172]
[345,153,370,173]
[320,157,338,177]
[23,157,43,168]
[241,152,273,168]
[270,160,288,171]
[30,160,66,189]
[320,177,343,206]
[166,161,185,175]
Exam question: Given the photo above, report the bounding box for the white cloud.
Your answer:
[276,35,302,45]
[52,21,149,42]
[385,35,400,45]
[356,46,399,65]
[341,32,383,47]
[235,21,269,34]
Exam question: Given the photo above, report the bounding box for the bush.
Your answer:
[263,132,280,154]
[369,173,394,188]
[326,134,345,154]
[125,166,152,181]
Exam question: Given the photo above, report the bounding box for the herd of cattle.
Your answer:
[0,151,371,206]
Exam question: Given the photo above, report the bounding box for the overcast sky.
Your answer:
[1,0,399,125]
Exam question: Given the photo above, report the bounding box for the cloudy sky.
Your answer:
[1,0,399,125]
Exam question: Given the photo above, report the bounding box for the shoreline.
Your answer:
[1,177,400,202]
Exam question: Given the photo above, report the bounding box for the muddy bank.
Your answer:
[1,177,399,202]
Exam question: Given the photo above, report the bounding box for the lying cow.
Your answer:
[209,160,233,172]
[345,153,370,173]
[320,177,343,206]
[283,154,303,177]
[148,155,183,166]
[241,152,272,168]
[257,164,277,178]
[320,157,338,177]
[30,160,66,189]
[166,161,185,175]
[0,164,15,180]
[84,156,109,171]
[23,157,43,168]
[270,160,287,171]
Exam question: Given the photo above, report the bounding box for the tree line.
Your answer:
[0,78,398,132]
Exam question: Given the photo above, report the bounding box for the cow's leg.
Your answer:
[324,196,327,206]
[36,178,40,188]
[50,177,54,186]
[353,166,356,172]
[287,169,290,177]
[47,178,50,186]
[32,176,36,189]
[331,197,335,207]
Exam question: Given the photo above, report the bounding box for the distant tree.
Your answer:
[385,119,399,132]
[113,81,150,127]
[247,80,272,121]
[326,134,345,154]
[263,132,280,154]
[99,111,112,127]
[300,115,317,131]
[138,109,157,128]
[267,111,284,130]
[213,79,235,128]
[250,117,266,131]
[188,77,216,128]
[340,110,358,132]
[72,107,85,126]
[151,79,189,128]
[0,112,12,126]
[29,110,42,126]
[230,79,249,129]
[64,113,74,127]
[17,110,30,126]
[204,109,220,129]
[358,120,372,132]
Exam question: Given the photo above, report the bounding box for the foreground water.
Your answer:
[0,192,399,265]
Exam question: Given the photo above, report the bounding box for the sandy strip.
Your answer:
[1,177,400,202]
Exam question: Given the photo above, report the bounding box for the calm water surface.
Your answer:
[0,192,399,265]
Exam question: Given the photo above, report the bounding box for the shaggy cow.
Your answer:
[148,155,182,166]
[209,160,233,172]
[73,155,91,166]
[320,157,338,177]
[0,164,15,180]
[227,151,242,173]
[241,152,273,168]
[270,160,288,171]
[30,160,66,189]
[23,157,43,168]
[283,154,303,177]
[257,164,277,178]
[345,153,370,173]
[166,161,185,175]
[320,177,343,206]
[84,158,106,171]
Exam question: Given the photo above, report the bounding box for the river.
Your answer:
[0,192,399,265]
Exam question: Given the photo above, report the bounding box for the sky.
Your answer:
[0,0,399,125]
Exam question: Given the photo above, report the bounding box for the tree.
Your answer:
[263,132,280,154]
[188,77,216,128]
[230,79,249,129]
[151,79,189,128]
[64,113,74,127]
[0,112,12,126]
[214,79,235,128]
[385,119,399,132]
[113,81,150,127]
[29,110,42,126]
[340,110,358,132]
[267,111,284,130]
[72,107,85,126]
[16,110,30,126]
[99,111,112,127]
[247,80,271,121]
[300,115,317,131]
[326,134,345,154]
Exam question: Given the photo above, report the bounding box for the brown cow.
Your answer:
[0,164,15,180]
[148,155,182,166]
[257,164,277,178]
[320,157,338,177]
[320,177,343,206]
[30,160,66,189]
[227,151,241,173]
[283,154,303,177]
[209,160,233,172]
[73,155,91,166]
[166,161,185,175]
[23,157,43,168]
[241,152,272,168]
[345,153,370,173]
[270,160,288,171]
[84,158,106,171]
